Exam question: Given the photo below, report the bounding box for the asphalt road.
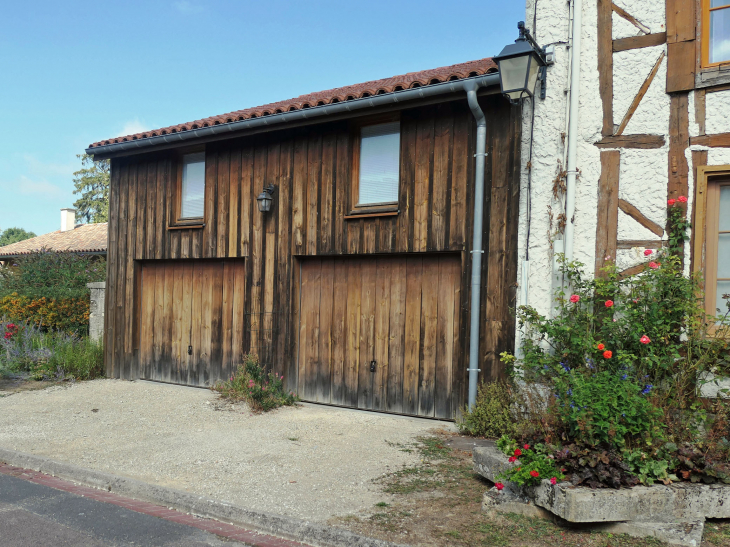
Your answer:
[0,472,248,546]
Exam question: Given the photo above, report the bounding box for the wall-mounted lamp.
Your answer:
[493,21,553,104]
[256,184,276,213]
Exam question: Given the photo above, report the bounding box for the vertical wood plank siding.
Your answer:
[104,96,521,415]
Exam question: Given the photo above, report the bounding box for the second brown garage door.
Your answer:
[298,254,461,419]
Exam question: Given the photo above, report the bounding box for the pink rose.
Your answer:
[649,262,659,269]
[495,482,504,491]
[644,249,653,257]
[569,295,580,303]
[668,199,676,206]
[550,477,557,485]
[678,195,688,203]
[508,456,517,463]
[640,335,651,344]
[605,300,614,308]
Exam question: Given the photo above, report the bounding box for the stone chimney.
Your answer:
[61,208,76,232]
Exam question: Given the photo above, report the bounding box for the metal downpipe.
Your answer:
[564,0,582,262]
[464,80,488,410]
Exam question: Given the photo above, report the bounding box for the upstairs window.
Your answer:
[179,152,205,220]
[704,0,730,65]
[353,121,400,212]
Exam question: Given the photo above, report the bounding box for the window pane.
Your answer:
[720,185,730,231]
[718,233,730,278]
[711,0,730,8]
[717,281,730,316]
[181,152,205,219]
[359,122,400,205]
[710,7,730,64]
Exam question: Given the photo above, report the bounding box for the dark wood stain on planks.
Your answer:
[104,96,522,417]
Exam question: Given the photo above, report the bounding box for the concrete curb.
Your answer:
[0,448,406,547]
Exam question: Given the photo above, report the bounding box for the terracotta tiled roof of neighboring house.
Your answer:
[0,223,108,259]
[88,57,497,149]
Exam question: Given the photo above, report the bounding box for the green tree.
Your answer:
[72,154,110,223]
[0,227,36,247]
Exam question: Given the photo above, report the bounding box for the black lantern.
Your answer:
[256,184,276,213]
[493,21,548,103]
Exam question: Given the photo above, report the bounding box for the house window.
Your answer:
[703,0,730,66]
[706,179,730,319]
[352,121,400,213]
[179,152,205,220]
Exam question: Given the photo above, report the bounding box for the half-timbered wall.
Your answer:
[518,0,730,332]
[104,96,521,416]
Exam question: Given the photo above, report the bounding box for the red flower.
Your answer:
[514,448,522,456]
[495,482,504,491]
[644,249,653,256]
[530,470,540,478]
[550,477,557,485]
[523,444,530,450]
[649,262,659,269]
[508,456,517,463]
[605,300,614,308]
[597,343,605,350]
[668,198,676,206]
[569,294,580,303]
[3,332,11,340]
[603,350,613,359]
[678,195,688,203]
[640,335,651,345]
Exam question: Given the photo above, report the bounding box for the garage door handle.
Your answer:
[370,361,376,372]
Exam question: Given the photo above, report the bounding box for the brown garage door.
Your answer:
[298,254,461,419]
[138,259,246,386]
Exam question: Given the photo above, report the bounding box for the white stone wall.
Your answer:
[517,0,730,347]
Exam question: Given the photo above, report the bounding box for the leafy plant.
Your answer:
[458,380,517,438]
[554,443,639,489]
[212,353,297,412]
[495,436,564,487]
[0,227,36,247]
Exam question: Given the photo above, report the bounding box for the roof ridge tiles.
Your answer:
[89,56,496,148]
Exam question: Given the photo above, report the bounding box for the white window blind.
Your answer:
[181,152,206,219]
[358,121,400,206]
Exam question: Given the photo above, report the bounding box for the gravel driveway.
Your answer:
[0,380,452,522]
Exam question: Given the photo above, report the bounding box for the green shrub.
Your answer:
[502,196,730,487]
[458,381,517,438]
[0,250,106,300]
[212,353,297,412]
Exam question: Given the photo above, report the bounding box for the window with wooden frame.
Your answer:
[348,118,401,217]
[173,151,206,227]
[694,166,730,322]
[702,0,730,67]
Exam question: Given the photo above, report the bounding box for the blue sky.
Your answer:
[0,0,524,236]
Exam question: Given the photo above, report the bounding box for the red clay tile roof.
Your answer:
[89,57,497,149]
[0,223,108,258]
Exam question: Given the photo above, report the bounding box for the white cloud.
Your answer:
[119,118,150,137]
[0,175,65,198]
[174,0,203,14]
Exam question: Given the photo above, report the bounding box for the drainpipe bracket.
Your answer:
[470,250,484,254]
[473,153,489,157]
[467,369,482,372]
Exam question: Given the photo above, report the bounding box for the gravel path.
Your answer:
[0,380,452,522]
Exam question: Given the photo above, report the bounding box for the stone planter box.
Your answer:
[474,445,730,546]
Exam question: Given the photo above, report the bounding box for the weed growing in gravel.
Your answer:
[212,353,298,412]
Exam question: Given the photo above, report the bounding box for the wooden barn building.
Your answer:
[86,58,521,420]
